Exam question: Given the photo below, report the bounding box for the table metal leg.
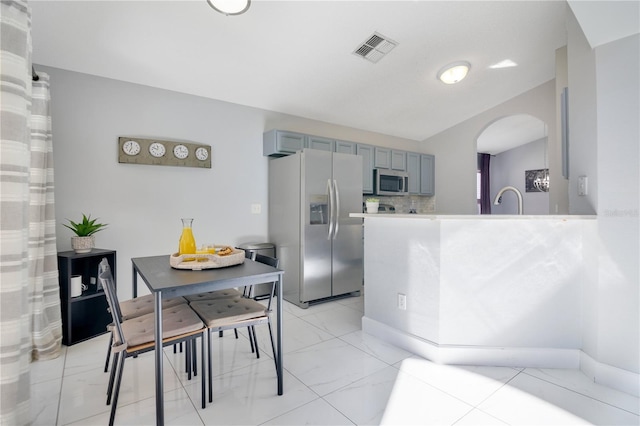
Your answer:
[277,275,283,395]
[132,267,138,298]
[154,291,164,425]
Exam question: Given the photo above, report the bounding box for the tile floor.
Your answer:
[31,292,639,425]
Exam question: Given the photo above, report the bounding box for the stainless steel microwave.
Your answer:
[374,169,409,196]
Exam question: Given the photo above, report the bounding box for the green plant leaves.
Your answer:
[63,213,107,236]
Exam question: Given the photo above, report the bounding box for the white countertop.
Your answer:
[350,213,597,220]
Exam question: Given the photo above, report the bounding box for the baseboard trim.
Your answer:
[362,317,638,396]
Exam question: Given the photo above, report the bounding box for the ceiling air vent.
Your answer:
[353,32,398,63]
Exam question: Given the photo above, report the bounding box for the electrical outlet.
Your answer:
[398,293,407,310]
[578,176,588,196]
[251,203,261,214]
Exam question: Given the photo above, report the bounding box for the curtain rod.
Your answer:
[32,66,39,81]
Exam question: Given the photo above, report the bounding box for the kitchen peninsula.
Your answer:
[351,213,597,368]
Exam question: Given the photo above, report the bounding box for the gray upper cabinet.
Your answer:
[357,144,374,194]
[420,154,435,196]
[391,150,406,171]
[374,147,391,169]
[306,136,334,152]
[406,152,420,194]
[335,140,356,155]
[263,130,306,156]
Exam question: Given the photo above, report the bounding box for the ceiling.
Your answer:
[30,1,571,148]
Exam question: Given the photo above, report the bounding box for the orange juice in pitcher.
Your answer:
[179,218,196,260]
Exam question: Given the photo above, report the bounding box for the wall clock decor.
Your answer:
[118,137,211,168]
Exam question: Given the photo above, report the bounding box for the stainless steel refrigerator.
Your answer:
[269,149,363,308]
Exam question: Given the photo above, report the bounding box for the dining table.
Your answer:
[131,254,284,426]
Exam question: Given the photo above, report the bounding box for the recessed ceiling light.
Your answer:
[206,0,250,16]
[437,61,471,84]
[490,59,518,69]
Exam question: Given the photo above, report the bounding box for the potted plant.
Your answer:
[365,197,380,214]
[63,214,107,253]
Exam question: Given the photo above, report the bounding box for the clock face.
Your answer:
[173,144,189,159]
[122,140,141,156]
[195,147,209,161]
[149,142,166,158]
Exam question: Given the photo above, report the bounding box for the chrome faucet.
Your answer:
[493,186,523,215]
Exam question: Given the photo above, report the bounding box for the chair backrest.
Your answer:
[253,254,280,309]
[98,258,123,320]
[98,259,126,348]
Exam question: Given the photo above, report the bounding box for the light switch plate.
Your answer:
[251,204,262,214]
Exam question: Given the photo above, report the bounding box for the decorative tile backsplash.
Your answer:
[361,195,436,214]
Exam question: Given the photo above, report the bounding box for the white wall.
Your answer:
[420,80,557,214]
[43,66,418,300]
[566,8,639,387]
[491,138,549,215]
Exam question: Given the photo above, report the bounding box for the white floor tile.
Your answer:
[285,338,389,396]
[28,296,639,426]
[184,358,317,425]
[262,397,355,425]
[395,356,521,406]
[57,351,183,425]
[521,367,640,415]
[478,372,640,425]
[323,366,412,425]
[66,387,203,426]
[31,347,67,385]
[339,330,413,365]
[379,368,474,425]
[454,408,509,425]
[30,377,62,426]
[247,315,335,355]
[63,333,112,378]
[297,304,363,337]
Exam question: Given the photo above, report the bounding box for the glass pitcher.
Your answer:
[179,218,196,257]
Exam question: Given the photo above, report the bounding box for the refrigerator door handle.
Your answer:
[333,179,340,239]
[327,179,335,240]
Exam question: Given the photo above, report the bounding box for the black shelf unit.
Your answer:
[58,248,116,345]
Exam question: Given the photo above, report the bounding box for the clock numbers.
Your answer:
[149,142,166,158]
[173,144,189,160]
[195,147,209,161]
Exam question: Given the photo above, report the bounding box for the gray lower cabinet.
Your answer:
[420,154,435,195]
[357,144,375,194]
[306,135,334,152]
[263,130,306,156]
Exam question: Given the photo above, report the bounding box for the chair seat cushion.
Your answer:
[122,303,204,347]
[183,289,242,302]
[190,298,267,328]
[120,294,186,320]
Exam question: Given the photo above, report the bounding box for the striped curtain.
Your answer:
[29,72,62,361]
[1,1,61,423]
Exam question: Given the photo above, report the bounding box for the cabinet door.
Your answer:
[391,150,406,171]
[335,140,356,155]
[306,136,334,152]
[406,152,420,194]
[263,130,305,156]
[374,147,391,169]
[420,154,435,196]
[357,144,374,194]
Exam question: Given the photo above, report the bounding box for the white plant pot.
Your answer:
[366,202,379,214]
[71,235,95,254]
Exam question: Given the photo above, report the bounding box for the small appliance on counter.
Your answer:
[362,202,396,213]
